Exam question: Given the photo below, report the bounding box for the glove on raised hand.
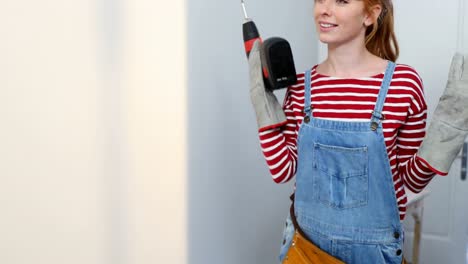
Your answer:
[248,40,287,131]
[417,53,468,174]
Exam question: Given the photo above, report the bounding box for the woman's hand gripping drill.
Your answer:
[248,40,287,131]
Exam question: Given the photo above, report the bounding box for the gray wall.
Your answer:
[187,1,317,263]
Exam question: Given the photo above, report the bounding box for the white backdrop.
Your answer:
[186,0,316,263]
[0,0,317,263]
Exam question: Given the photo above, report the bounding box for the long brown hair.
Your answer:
[363,0,399,62]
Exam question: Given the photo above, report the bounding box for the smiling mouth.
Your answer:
[319,23,338,28]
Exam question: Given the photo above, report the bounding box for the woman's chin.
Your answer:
[318,37,333,44]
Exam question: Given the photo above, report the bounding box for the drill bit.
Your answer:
[241,0,249,20]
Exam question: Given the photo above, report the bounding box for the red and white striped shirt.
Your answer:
[258,64,439,220]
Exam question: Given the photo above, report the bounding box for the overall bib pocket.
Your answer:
[313,142,369,209]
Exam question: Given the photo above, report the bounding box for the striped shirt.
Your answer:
[258,64,438,220]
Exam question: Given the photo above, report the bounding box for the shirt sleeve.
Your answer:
[397,68,441,193]
[257,86,300,184]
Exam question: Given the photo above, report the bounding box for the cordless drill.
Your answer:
[241,0,298,90]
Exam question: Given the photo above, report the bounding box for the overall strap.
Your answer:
[304,69,312,118]
[371,61,396,130]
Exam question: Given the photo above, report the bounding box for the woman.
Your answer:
[248,0,446,263]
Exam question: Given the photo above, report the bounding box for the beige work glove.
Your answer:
[418,53,468,174]
[248,40,287,131]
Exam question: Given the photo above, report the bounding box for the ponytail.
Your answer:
[364,0,399,62]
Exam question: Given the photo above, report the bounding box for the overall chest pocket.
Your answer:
[313,142,368,209]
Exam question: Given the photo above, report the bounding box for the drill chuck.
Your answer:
[242,19,261,57]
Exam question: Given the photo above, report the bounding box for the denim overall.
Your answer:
[279,62,404,264]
